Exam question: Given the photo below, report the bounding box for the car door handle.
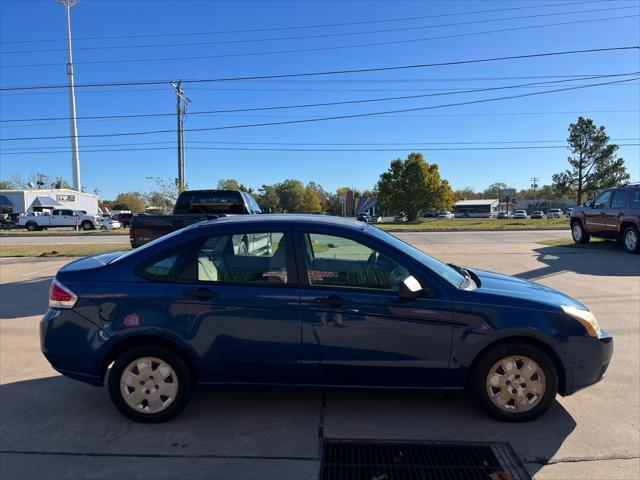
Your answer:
[183,288,217,300]
[313,295,348,307]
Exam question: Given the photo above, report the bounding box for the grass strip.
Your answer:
[0,244,131,257]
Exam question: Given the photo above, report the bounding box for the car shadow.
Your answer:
[0,277,51,319]
[0,376,575,476]
[516,245,640,281]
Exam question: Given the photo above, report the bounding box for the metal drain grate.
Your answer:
[320,439,531,480]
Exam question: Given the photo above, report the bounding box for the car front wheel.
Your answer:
[81,221,93,231]
[108,345,193,423]
[623,226,639,254]
[571,221,590,244]
[471,342,559,422]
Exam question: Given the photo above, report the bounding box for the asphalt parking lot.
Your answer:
[1,231,638,480]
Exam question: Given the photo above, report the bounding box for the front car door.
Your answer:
[162,227,301,385]
[605,189,628,237]
[584,190,613,236]
[295,229,455,388]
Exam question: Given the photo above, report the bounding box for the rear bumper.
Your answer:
[560,329,613,396]
[40,308,107,386]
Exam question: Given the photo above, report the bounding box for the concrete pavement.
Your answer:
[0,233,638,479]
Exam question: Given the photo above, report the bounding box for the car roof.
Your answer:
[197,214,369,231]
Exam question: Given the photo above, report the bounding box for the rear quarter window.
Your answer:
[631,191,640,210]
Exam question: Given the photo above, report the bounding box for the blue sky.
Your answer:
[1,0,638,199]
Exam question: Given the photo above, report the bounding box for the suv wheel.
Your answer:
[622,226,639,254]
[108,345,193,423]
[81,220,93,231]
[471,342,559,422]
[25,222,37,232]
[571,221,590,244]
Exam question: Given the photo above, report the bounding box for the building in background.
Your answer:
[454,199,499,218]
[0,189,99,215]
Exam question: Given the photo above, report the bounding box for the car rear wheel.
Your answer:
[571,221,590,244]
[108,345,193,423]
[622,226,639,254]
[25,222,37,232]
[471,342,558,422]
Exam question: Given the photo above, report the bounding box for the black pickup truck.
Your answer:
[130,189,264,248]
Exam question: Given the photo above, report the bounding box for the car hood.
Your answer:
[468,267,587,310]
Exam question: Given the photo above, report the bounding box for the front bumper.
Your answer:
[560,329,613,396]
[40,308,107,386]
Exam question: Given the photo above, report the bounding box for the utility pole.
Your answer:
[171,81,191,193]
[58,0,81,192]
[530,177,540,207]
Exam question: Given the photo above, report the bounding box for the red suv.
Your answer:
[570,184,640,253]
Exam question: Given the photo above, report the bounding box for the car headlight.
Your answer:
[562,305,600,337]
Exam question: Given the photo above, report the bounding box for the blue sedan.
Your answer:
[41,215,612,422]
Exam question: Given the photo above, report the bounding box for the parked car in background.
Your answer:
[356,214,371,223]
[41,215,612,423]
[497,212,510,219]
[437,211,455,219]
[546,208,563,219]
[100,218,122,230]
[530,211,544,219]
[513,210,528,219]
[112,213,134,228]
[565,208,573,217]
[129,189,263,248]
[18,209,102,231]
[570,183,640,253]
[393,213,408,223]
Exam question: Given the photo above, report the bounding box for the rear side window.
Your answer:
[610,190,627,209]
[196,232,288,285]
[139,253,180,282]
[631,191,640,210]
[174,191,245,214]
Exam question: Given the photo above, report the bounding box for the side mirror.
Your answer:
[398,275,423,299]
[583,200,592,208]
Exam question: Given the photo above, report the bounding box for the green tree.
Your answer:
[256,184,281,212]
[145,191,174,213]
[552,117,629,205]
[113,192,146,213]
[453,187,480,201]
[376,152,450,221]
[483,182,509,198]
[50,177,72,189]
[275,179,306,213]
[0,179,15,189]
[217,178,253,193]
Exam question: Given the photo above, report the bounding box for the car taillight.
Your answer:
[49,278,78,309]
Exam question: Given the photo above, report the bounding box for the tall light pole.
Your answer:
[58,0,81,191]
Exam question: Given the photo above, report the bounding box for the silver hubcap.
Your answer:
[120,357,179,414]
[625,230,637,251]
[486,355,546,413]
[573,224,582,241]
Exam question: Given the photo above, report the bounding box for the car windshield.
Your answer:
[369,227,466,287]
[110,226,192,263]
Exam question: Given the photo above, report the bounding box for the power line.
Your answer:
[1,144,639,155]
[2,72,635,123]
[0,0,605,45]
[1,45,637,91]
[3,138,639,153]
[3,14,638,68]
[3,5,635,55]
[1,76,636,142]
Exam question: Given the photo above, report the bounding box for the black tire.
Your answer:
[25,222,37,232]
[81,220,93,231]
[622,225,640,254]
[571,220,590,244]
[470,341,559,422]
[108,345,193,423]
[238,237,249,256]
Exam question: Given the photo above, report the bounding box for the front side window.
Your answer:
[610,190,627,209]
[593,191,612,209]
[196,232,288,284]
[303,233,410,291]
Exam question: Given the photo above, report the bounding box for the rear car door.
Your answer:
[584,190,613,236]
[295,230,454,388]
[162,228,302,385]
